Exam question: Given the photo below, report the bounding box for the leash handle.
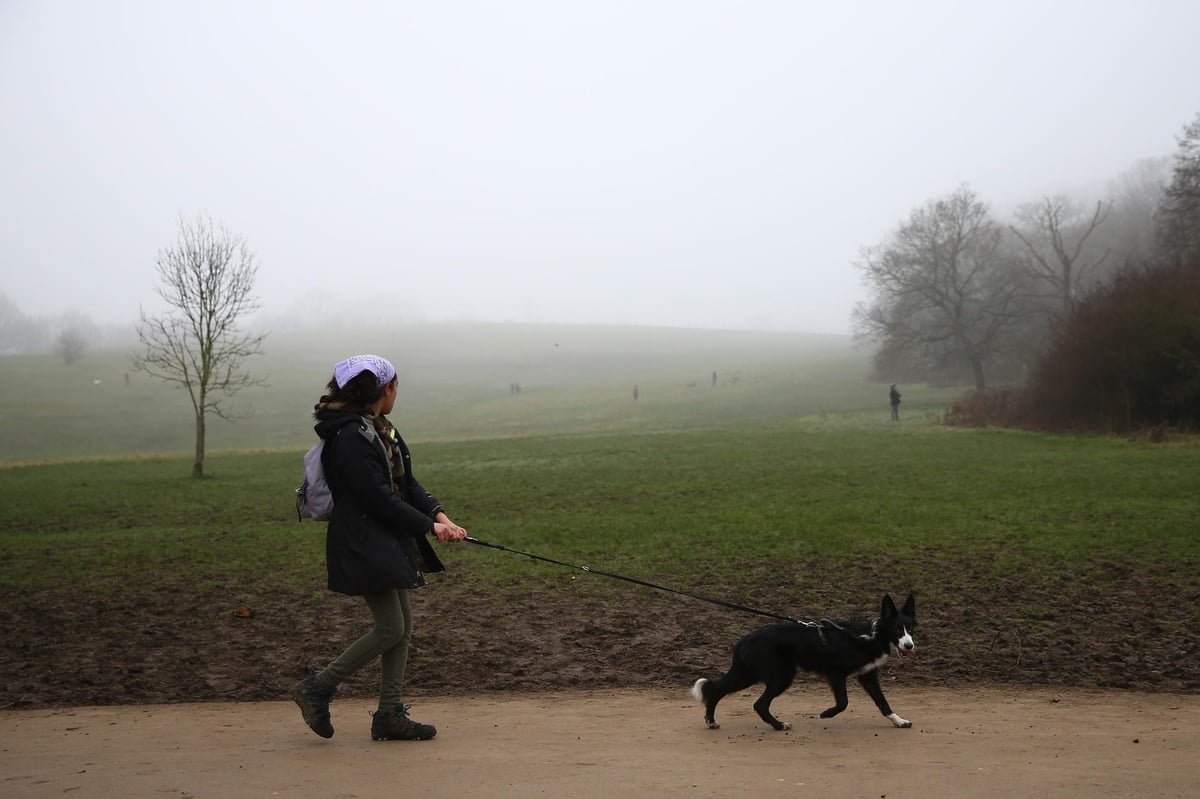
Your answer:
[464,536,799,624]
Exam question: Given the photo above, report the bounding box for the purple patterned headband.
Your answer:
[333,354,396,389]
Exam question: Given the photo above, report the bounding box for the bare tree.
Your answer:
[52,310,99,365]
[1010,195,1111,320]
[53,326,88,365]
[854,186,1026,391]
[129,214,267,477]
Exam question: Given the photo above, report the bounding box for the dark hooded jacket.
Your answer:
[314,408,446,595]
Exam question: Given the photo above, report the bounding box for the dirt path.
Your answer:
[3,687,1196,799]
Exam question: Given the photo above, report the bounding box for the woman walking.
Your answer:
[292,354,467,741]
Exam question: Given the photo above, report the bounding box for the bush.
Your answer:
[1016,257,1200,433]
[940,388,1027,428]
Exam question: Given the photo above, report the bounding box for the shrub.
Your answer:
[941,388,1023,427]
[1017,257,1200,433]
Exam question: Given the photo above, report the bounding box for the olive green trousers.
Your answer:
[316,588,412,711]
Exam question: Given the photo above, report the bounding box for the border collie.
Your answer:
[691,593,916,730]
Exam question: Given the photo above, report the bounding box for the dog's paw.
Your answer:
[776,721,792,731]
[704,719,720,730]
[887,713,911,728]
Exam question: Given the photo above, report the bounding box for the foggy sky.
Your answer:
[2,1,1199,335]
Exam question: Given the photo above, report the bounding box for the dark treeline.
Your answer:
[857,112,1200,433]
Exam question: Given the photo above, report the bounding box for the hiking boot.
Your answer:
[371,704,437,741]
[292,673,335,738]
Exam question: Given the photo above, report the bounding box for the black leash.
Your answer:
[465,536,801,625]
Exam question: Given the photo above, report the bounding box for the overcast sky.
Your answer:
[2,1,1198,335]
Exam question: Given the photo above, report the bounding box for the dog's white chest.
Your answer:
[851,653,889,677]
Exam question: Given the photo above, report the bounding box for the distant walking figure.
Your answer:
[712,371,717,387]
[889,384,901,421]
[632,384,639,402]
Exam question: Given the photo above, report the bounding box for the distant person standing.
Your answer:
[632,384,639,402]
[889,384,901,421]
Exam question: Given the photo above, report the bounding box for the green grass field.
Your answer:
[2,423,1195,597]
[2,322,1194,594]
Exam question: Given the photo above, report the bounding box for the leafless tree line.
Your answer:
[854,111,1200,391]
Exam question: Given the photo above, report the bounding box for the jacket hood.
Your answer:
[313,408,367,441]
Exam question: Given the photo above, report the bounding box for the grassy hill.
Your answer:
[1,322,933,463]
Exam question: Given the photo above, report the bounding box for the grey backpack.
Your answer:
[295,441,334,521]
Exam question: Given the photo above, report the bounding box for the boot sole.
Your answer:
[293,694,334,738]
[371,728,436,741]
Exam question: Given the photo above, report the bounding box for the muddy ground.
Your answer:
[3,551,1197,709]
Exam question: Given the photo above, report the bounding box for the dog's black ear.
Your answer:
[902,593,916,621]
[880,594,897,619]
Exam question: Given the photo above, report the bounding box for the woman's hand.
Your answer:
[432,513,468,542]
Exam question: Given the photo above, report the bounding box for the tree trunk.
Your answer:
[192,411,206,478]
[971,357,987,392]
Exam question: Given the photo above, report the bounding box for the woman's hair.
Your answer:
[314,370,397,415]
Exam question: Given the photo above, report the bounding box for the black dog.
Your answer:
[691,593,916,730]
